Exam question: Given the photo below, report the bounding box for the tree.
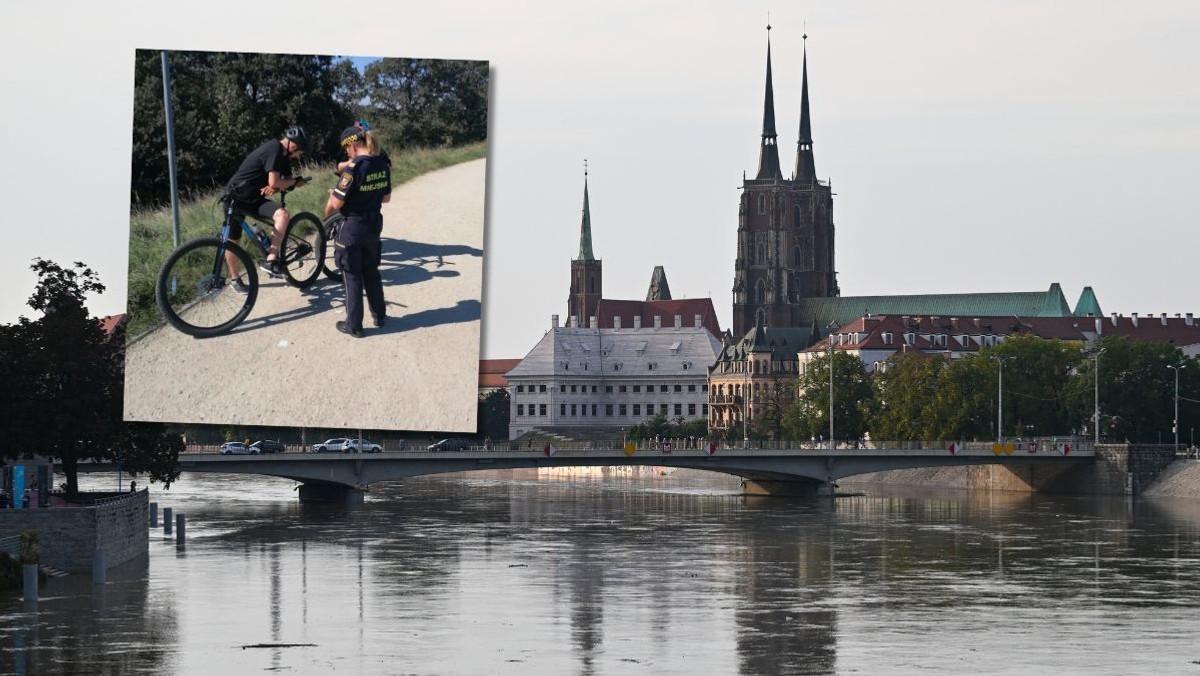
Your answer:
[477,389,511,440]
[1063,336,1200,443]
[363,58,489,147]
[748,373,797,440]
[6,260,181,496]
[864,352,943,441]
[785,352,872,443]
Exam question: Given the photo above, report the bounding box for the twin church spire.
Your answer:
[755,25,817,184]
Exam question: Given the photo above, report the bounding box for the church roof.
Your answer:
[714,323,815,365]
[795,284,1075,338]
[645,266,672,301]
[1073,286,1102,317]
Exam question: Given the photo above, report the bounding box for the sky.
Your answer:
[1,1,1198,363]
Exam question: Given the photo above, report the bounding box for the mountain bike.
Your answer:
[154,181,325,337]
[321,213,344,282]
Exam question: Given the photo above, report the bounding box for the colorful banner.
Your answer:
[544,444,557,457]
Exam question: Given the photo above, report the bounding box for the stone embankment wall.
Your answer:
[0,491,148,573]
[845,445,1192,498]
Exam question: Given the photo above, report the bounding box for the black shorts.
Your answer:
[227,198,282,240]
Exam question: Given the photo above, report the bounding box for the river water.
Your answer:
[2,468,1199,675]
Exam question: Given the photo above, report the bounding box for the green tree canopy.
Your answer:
[784,352,873,443]
[3,260,182,496]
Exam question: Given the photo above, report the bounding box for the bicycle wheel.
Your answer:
[156,237,258,338]
[281,212,325,288]
[321,213,344,282]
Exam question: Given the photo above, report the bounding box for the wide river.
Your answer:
[2,468,1199,675]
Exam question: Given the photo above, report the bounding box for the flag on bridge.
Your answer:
[707,443,717,456]
[948,442,959,455]
[624,442,636,456]
[544,444,557,457]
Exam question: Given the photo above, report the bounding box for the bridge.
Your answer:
[145,440,1095,502]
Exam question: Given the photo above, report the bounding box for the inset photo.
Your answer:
[123,49,488,431]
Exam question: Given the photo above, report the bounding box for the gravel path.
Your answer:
[124,158,486,432]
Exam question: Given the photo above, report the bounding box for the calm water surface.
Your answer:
[1,468,1199,675]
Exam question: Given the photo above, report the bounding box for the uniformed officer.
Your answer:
[325,126,392,337]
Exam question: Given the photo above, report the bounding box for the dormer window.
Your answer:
[882,332,893,345]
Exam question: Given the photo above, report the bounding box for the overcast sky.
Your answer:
[2,1,1197,363]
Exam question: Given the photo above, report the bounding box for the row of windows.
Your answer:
[514,383,704,394]
[515,403,708,417]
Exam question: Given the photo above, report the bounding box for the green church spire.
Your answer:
[577,161,595,261]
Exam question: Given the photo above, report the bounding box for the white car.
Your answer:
[220,442,255,455]
[312,438,351,453]
[342,439,382,453]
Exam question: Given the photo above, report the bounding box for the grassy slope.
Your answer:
[126,142,486,335]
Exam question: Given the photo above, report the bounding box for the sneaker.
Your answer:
[229,278,250,294]
[372,314,386,328]
[336,320,364,338]
[259,259,285,278]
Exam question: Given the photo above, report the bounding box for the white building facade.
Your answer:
[506,315,723,439]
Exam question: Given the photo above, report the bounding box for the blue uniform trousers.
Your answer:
[334,217,385,332]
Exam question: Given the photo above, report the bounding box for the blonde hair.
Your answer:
[364,129,382,156]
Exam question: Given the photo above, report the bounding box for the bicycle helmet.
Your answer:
[284,125,310,151]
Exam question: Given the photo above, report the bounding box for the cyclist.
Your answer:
[224,125,310,287]
[326,125,391,337]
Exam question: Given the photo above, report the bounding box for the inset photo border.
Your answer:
[123,49,489,432]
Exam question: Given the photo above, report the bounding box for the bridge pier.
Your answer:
[298,483,365,504]
[741,479,833,497]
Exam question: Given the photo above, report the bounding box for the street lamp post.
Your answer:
[1168,364,1185,451]
[1090,348,1105,444]
[993,355,1009,444]
[827,320,840,452]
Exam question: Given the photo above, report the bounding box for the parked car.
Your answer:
[312,438,351,453]
[250,439,286,454]
[220,442,253,455]
[342,439,383,453]
[428,438,471,452]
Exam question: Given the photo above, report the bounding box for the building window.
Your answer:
[605,386,613,393]
[882,332,893,346]
[592,404,597,416]
[660,385,668,393]
[560,404,566,416]
[571,404,577,416]
[702,403,708,415]
[620,404,627,416]
[560,385,566,393]
[688,384,696,392]
[517,404,524,416]
[619,385,627,393]
[571,385,577,393]
[633,404,641,416]
[592,386,597,393]
[539,404,547,416]
[648,363,656,371]
[674,403,682,416]
[661,404,669,415]
[688,404,696,416]
[758,193,766,215]
[516,385,524,393]
[633,385,641,393]
[539,385,547,393]
[606,404,613,416]
[674,384,682,392]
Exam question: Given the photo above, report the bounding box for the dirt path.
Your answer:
[124,158,486,433]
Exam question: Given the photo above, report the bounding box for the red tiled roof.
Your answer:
[99,314,127,337]
[479,359,521,389]
[595,298,722,338]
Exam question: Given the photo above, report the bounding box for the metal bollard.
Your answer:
[22,564,38,602]
[176,514,186,543]
[92,550,107,585]
[149,502,158,528]
[163,507,173,535]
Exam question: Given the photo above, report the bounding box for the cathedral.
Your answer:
[730,28,1098,345]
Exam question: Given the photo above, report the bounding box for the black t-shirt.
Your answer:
[332,154,391,221]
[227,140,292,200]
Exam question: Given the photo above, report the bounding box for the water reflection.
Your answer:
[0,471,1196,674]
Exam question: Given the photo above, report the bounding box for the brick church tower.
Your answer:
[732,28,838,337]
[567,167,602,327]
